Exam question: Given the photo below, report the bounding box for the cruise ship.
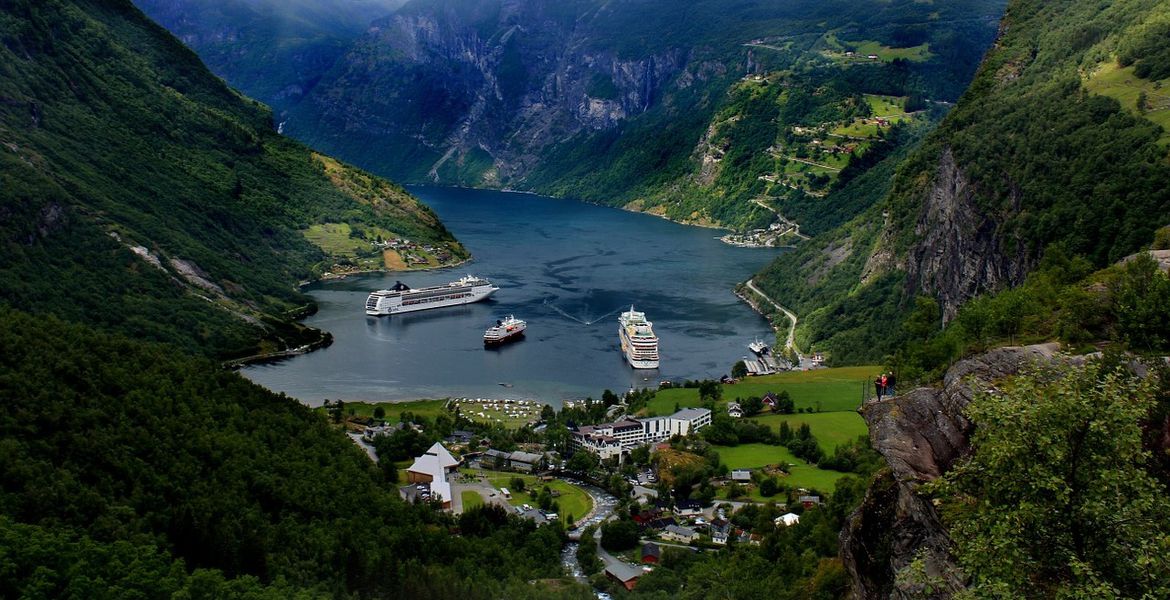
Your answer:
[618,306,660,369]
[365,275,498,316]
[483,315,526,346]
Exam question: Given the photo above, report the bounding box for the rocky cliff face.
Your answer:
[903,149,1032,321]
[288,0,703,186]
[842,343,1064,598]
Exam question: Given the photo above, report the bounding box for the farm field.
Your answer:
[853,40,932,62]
[865,94,908,117]
[711,443,849,492]
[645,365,875,415]
[303,222,367,257]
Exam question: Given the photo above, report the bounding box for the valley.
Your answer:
[3,0,1170,598]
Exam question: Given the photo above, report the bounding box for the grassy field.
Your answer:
[303,223,367,258]
[461,489,484,511]
[865,94,907,117]
[468,470,593,522]
[711,444,848,491]
[821,34,933,64]
[645,366,876,415]
[852,40,933,62]
[749,412,868,452]
[338,399,449,422]
[1084,61,1170,146]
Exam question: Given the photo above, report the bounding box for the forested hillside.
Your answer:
[0,309,581,598]
[0,2,590,597]
[753,0,1170,364]
[0,0,464,358]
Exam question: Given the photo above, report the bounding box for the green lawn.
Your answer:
[645,366,877,416]
[749,412,868,452]
[468,470,593,523]
[461,489,484,511]
[711,444,848,492]
[338,399,449,422]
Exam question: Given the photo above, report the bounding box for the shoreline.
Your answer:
[304,256,473,288]
[407,182,738,232]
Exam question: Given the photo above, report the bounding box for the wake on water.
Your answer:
[541,298,624,326]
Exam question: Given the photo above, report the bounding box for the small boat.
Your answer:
[484,315,526,346]
[749,338,771,356]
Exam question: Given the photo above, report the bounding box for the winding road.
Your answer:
[746,278,802,361]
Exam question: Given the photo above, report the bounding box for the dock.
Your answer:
[744,354,785,376]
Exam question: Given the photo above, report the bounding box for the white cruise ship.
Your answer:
[365,275,498,316]
[618,306,659,369]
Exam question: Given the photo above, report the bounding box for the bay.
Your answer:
[243,187,784,406]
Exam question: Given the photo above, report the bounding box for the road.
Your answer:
[346,432,379,462]
[746,278,802,361]
[750,199,810,241]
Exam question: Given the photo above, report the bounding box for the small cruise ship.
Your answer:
[749,338,770,356]
[618,306,659,369]
[484,315,526,346]
[365,275,498,316]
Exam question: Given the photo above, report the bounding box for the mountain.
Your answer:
[136,0,1006,229]
[132,0,407,111]
[0,2,585,597]
[0,0,464,358]
[752,0,1170,364]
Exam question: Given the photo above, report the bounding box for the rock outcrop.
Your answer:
[903,148,1031,322]
[842,343,1063,599]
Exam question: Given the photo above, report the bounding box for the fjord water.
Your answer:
[243,187,783,406]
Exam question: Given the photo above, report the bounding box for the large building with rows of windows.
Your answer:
[570,408,712,460]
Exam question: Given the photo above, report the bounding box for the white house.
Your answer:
[403,442,460,509]
[727,402,743,418]
[774,512,800,527]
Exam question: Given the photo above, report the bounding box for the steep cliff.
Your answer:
[842,343,1065,598]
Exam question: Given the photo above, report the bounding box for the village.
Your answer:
[326,365,875,593]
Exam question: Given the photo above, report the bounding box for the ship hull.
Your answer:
[626,356,659,369]
[484,330,525,346]
[366,284,497,316]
